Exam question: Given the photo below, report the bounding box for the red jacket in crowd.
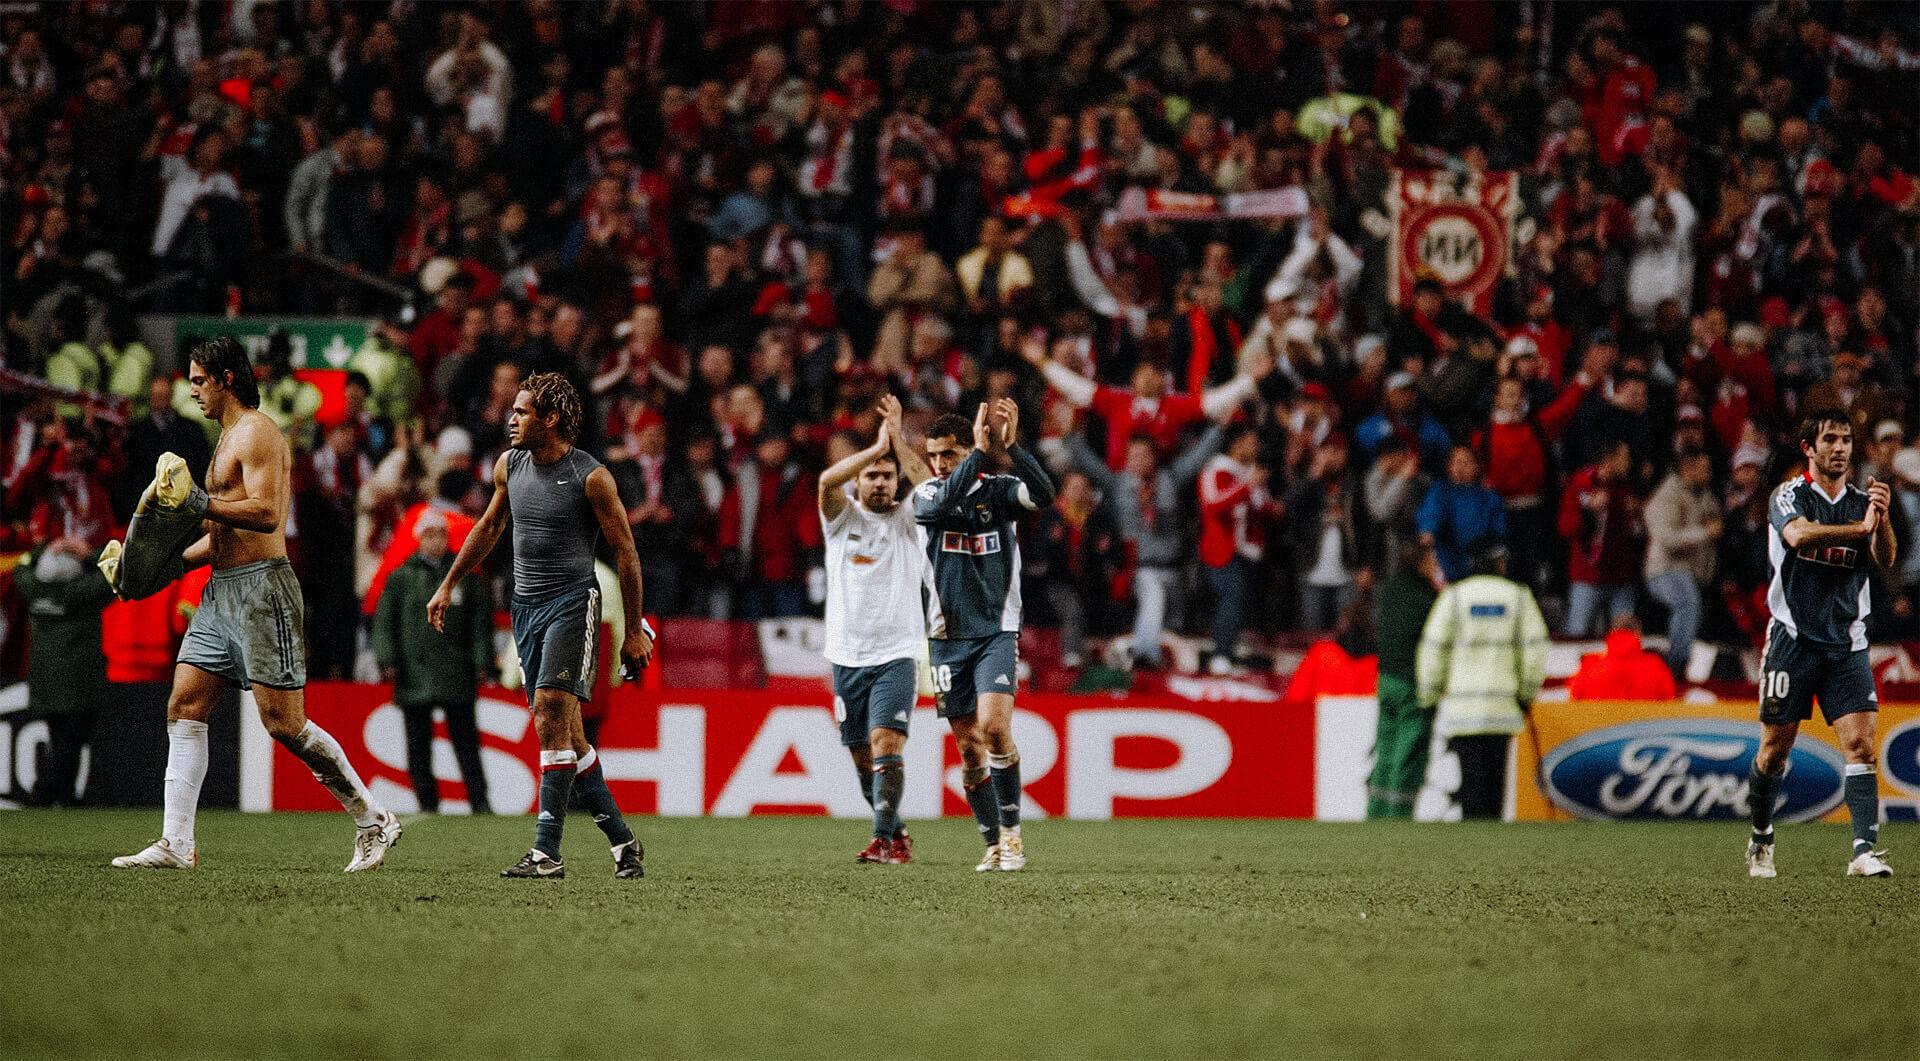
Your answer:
[1589,55,1658,168]
[1557,465,1646,587]
[1473,380,1586,502]
[1198,455,1276,568]
[718,462,822,584]
[1505,319,1572,384]
[1091,385,1208,469]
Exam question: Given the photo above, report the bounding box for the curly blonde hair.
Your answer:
[522,372,582,444]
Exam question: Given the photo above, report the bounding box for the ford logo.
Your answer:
[1542,719,1846,821]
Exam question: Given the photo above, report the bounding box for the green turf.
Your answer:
[0,811,1914,1060]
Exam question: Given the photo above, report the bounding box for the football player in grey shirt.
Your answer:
[915,399,1055,870]
[1748,410,1895,879]
[430,373,654,880]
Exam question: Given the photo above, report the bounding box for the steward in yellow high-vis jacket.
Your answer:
[1415,542,1548,819]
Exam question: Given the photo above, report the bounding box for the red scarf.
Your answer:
[1413,309,1446,352]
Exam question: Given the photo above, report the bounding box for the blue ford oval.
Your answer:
[1542,719,1847,822]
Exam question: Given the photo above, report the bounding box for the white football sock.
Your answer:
[162,719,209,849]
[285,721,380,827]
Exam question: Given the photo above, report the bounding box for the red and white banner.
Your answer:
[1387,169,1518,318]
[1111,186,1309,224]
[246,683,1314,819]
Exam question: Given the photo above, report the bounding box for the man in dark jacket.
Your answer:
[717,430,823,620]
[15,537,115,806]
[606,413,703,616]
[122,377,212,522]
[1025,470,1122,671]
[1284,436,1362,632]
[1369,541,1441,819]
[373,512,493,813]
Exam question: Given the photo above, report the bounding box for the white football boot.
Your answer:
[1846,850,1893,877]
[1746,840,1776,878]
[997,825,1026,871]
[344,809,403,873]
[112,838,196,869]
[974,842,1003,873]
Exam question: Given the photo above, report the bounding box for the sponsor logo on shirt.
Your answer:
[940,530,1001,555]
[1468,604,1509,618]
[849,553,878,566]
[1797,544,1858,568]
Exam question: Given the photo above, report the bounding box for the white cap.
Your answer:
[1386,371,1417,391]
[419,257,461,296]
[436,426,473,459]
[1505,335,1540,357]
[1894,448,1920,485]
[415,509,449,535]
[1730,322,1766,347]
[1354,334,1386,358]
[1281,316,1318,345]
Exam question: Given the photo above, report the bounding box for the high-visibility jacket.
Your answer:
[1415,575,1548,737]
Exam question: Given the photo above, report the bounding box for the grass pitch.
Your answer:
[0,811,1914,1060]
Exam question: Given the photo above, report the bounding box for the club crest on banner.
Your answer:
[1388,169,1519,318]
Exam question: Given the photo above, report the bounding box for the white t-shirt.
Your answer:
[822,495,928,668]
[1306,522,1349,586]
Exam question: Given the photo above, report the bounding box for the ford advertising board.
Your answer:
[1514,700,1920,823]
[1541,719,1846,822]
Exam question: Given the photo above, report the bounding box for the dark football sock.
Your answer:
[1845,765,1880,855]
[1748,763,1782,841]
[871,754,904,839]
[852,755,875,809]
[963,766,1000,848]
[989,751,1022,829]
[534,751,576,857]
[572,749,635,847]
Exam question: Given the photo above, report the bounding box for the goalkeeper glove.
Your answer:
[96,539,123,594]
[152,453,209,517]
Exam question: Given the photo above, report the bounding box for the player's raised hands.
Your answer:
[877,393,904,440]
[975,401,1007,452]
[1863,476,1890,534]
[995,397,1020,447]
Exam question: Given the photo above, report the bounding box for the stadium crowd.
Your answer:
[3,0,1919,687]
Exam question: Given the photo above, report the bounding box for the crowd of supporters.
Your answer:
[3,1,1918,680]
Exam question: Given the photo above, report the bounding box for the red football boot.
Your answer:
[856,837,893,863]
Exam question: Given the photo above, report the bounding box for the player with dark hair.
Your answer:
[113,336,402,871]
[429,372,654,879]
[818,394,933,864]
[915,398,1055,871]
[1748,410,1895,878]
